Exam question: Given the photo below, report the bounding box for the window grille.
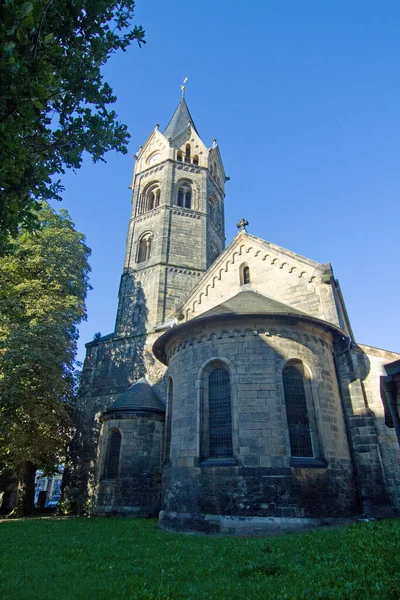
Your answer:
[105,431,121,478]
[283,364,313,457]
[209,368,232,457]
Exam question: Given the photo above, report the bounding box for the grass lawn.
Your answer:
[0,517,399,599]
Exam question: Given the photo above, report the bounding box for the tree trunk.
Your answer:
[12,461,36,516]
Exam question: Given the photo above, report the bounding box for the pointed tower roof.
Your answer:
[163,98,199,139]
[103,377,165,414]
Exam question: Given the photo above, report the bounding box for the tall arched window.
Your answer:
[193,155,199,166]
[283,361,317,458]
[208,196,216,222]
[201,362,233,460]
[137,183,161,214]
[137,233,153,263]
[104,430,121,479]
[164,378,173,463]
[176,182,192,209]
[177,150,183,162]
[185,144,191,163]
[210,242,219,264]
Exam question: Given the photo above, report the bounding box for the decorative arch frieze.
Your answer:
[184,242,321,318]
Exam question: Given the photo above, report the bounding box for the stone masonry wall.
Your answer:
[181,234,343,333]
[94,413,164,516]
[161,315,357,524]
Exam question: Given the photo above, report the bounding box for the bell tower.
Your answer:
[114,93,227,336]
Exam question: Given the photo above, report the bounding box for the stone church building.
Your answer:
[67,94,400,534]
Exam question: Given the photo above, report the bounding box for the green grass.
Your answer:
[0,518,400,599]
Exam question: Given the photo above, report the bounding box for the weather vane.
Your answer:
[180,77,188,98]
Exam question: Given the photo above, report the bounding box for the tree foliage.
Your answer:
[0,0,145,251]
[0,203,91,513]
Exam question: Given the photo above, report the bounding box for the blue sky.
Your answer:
[59,0,400,363]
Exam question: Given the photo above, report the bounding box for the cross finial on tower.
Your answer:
[180,77,188,98]
[237,218,249,232]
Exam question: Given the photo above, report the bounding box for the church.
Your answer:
[67,92,400,534]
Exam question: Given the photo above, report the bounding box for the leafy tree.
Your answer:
[0,203,91,515]
[0,0,145,252]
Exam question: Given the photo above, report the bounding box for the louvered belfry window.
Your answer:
[105,431,121,478]
[283,363,314,457]
[208,367,233,458]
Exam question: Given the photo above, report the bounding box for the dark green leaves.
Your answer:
[0,0,145,252]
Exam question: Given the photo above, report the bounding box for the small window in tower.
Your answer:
[177,150,183,162]
[177,189,184,207]
[185,144,191,163]
[137,233,153,263]
[155,189,161,208]
[132,304,142,324]
[185,191,192,209]
[148,192,155,211]
[210,243,219,263]
[208,196,216,222]
[193,155,199,166]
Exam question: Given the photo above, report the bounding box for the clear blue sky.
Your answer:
[59,0,400,363]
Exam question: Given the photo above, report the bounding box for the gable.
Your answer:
[178,232,344,330]
[134,128,170,174]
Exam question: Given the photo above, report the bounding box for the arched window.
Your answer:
[283,361,318,458]
[138,183,160,214]
[177,150,183,162]
[164,378,173,463]
[137,233,152,263]
[201,362,233,460]
[210,242,219,263]
[132,303,142,324]
[193,155,199,166]
[239,263,250,285]
[176,182,192,209]
[104,430,121,479]
[148,191,155,211]
[208,196,216,222]
[185,144,191,163]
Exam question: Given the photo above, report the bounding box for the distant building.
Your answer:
[66,95,400,534]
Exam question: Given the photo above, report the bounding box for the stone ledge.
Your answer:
[159,510,350,535]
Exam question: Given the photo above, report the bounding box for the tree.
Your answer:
[0,203,91,514]
[0,0,145,252]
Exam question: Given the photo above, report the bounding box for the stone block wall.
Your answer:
[181,234,346,335]
[160,315,357,528]
[94,412,164,516]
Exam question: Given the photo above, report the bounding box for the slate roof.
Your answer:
[163,98,199,139]
[194,290,307,319]
[104,377,165,414]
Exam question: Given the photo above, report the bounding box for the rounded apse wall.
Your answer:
[158,315,357,534]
